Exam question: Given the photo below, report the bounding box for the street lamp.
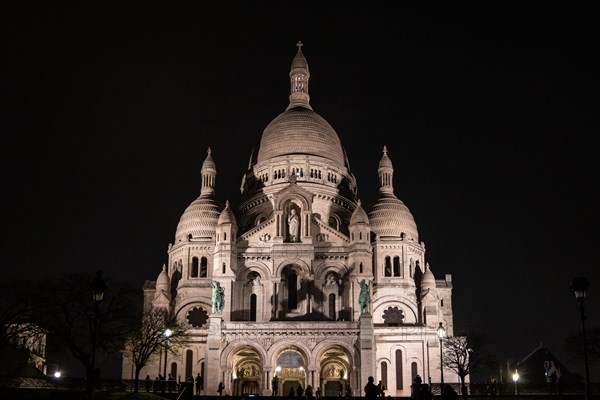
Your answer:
[512,370,519,396]
[437,322,445,393]
[89,270,107,399]
[54,371,61,389]
[570,276,591,400]
[163,328,173,379]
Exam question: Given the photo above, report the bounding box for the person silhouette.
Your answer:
[364,376,378,400]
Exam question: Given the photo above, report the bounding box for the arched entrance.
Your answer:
[231,347,262,395]
[319,347,351,397]
[274,349,307,396]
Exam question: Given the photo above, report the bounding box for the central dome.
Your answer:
[256,106,345,166]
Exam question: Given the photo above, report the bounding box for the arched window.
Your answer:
[359,262,363,274]
[222,262,226,274]
[385,257,392,277]
[223,232,227,241]
[250,294,257,321]
[191,257,199,278]
[200,257,208,277]
[329,293,336,320]
[200,362,205,389]
[395,349,403,389]
[186,350,193,380]
[381,361,388,392]
[170,362,177,381]
[288,271,297,310]
[393,256,401,277]
[328,215,340,230]
[411,362,418,385]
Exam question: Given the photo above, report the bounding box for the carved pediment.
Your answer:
[312,218,350,245]
[273,182,314,211]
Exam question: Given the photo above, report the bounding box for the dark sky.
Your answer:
[2,3,599,379]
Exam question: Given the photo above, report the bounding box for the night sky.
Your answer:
[2,3,599,379]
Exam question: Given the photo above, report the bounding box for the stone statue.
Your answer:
[288,208,299,242]
[358,279,370,314]
[211,281,225,314]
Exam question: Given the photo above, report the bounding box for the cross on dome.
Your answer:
[296,41,303,53]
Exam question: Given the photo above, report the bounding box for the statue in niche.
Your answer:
[287,207,299,242]
[325,272,338,287]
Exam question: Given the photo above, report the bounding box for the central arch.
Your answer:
[274,348,307,397]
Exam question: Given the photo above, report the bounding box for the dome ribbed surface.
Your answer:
[257,107,345,166]
[368,194,418,239]
[175,196,220,241]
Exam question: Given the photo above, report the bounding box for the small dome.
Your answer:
[378,146,393,169]
[421,264,436,291]
[202,147,216,171]
[256,107,345,166]
[175,196,220,241]
[368,193,418,240]
[156,265,170,291]
[350,200,370,225]
[218,200,238,228]
[290,50,309,73]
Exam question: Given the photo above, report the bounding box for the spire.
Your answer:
[200,147,217,197]
[378,145,394,194]
[287,41,312,110]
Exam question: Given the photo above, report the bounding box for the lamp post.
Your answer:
[437,322,445,393]
[54,371,61,389]
[570,276,591,400]
[89,270,107,399]
[512,370,519,396]
[163,328,173,379]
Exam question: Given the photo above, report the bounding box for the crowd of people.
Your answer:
[139,372,463,400]
[143,372,204,395]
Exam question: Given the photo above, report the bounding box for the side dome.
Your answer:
[256,107,345,166]
[368,194,419,240]
[369,146,419,240]
[175,197,220,242]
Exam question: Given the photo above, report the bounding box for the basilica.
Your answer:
[122,44,456,397]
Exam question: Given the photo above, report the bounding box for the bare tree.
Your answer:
[442,332,494,395]
[123,308,190,392]
[0,279,47,349]
[31,272,140,397]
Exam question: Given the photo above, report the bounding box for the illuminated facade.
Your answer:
[123,44,456,397]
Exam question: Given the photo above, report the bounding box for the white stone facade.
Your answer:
[122,44,458,397]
